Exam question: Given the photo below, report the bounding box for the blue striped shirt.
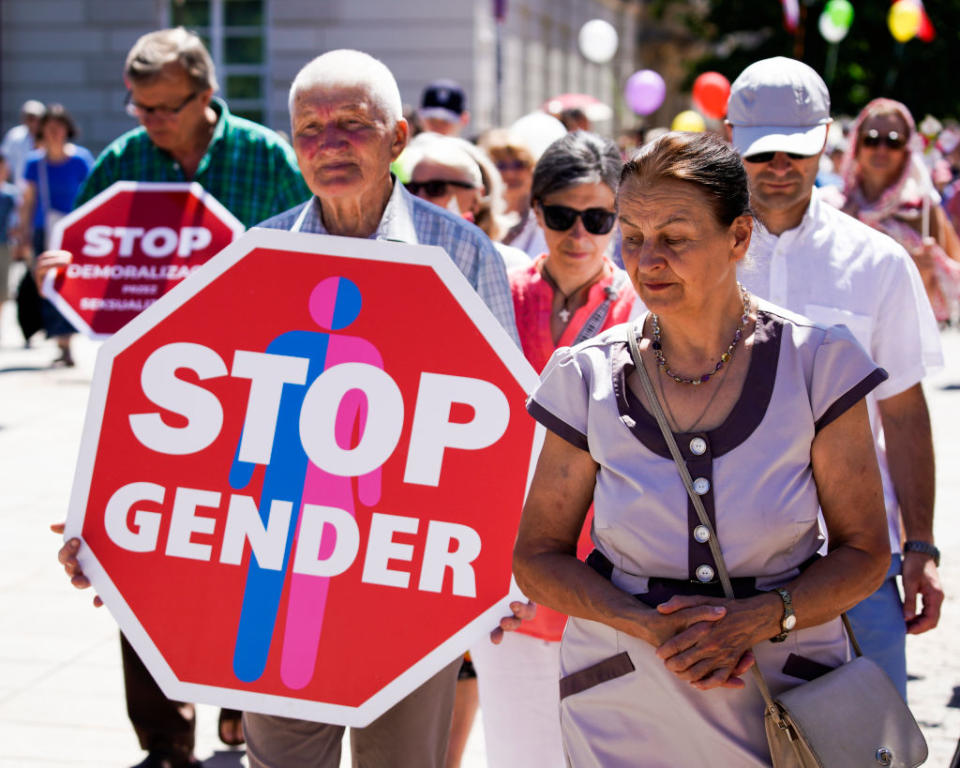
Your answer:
[257,180,520,345]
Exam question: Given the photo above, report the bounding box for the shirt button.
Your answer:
[696,564,715,582]
[692,477,710,495]
[693,524,711,543]
[689,437,707,456]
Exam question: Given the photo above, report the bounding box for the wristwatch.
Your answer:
[903,540,941,567]
[770,587,796,643]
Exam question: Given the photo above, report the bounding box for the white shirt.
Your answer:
[739,187,943,553]
[0,124,35,185]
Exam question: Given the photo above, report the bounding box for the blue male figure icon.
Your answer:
[229,275,384,684]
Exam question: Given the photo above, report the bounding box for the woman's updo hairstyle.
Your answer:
[530,130,621,204]
[621,131,751,226]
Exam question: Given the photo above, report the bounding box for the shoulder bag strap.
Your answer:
[572,270,630,346]
[625,321,863,722]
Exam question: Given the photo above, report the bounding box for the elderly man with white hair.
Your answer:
[242,49,519,768]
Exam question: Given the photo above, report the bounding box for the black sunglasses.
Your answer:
[539,204,617,235]
[743,151,812,163]
[405,179,476,197]
[495,159,529,172]
[861,129,907,150]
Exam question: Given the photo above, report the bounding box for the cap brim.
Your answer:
[732,123,828,158]
[418,107,460,124]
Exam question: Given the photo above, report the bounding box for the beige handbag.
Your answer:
[627,325,928,768]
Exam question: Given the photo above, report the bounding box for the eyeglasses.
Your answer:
[405,179,477,197]
[743,151,813,164]
[539,204,617,235]
[861,129,907,150]
[125,90,199,119]
[495,159,529,172]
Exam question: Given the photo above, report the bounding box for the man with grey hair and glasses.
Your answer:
[726,56,943,701]
[49,26,307,768]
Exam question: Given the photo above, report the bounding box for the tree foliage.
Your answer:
[651,0,960,122]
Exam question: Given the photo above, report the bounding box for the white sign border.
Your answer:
[65,228,543,726]
[43,181,245,341]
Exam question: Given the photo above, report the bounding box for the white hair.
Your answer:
[288,49,402,125]
[406,133,518,240]
[407,133,483,188]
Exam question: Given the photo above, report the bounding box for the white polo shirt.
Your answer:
[739,187,943,553]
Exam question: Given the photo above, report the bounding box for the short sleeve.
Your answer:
[526,346,590,451]
[870,246,942,399]
[811,324,889,432]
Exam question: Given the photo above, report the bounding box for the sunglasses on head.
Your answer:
[861,129,907,150]
[743,151,812,164]
[539,204,617,235]
[405,179,476,197]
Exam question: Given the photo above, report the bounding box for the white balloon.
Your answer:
[508,112,567,161]
[818,13,848,43]
[578,19,619,64]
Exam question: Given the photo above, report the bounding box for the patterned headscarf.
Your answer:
[840,97,935,229]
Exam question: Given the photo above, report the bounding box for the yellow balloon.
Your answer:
[888,0,921,43]
[671,110,706,133]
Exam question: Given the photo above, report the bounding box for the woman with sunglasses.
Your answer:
[838,98,960,323]
[469,131,635,768]
[405,133,528,273]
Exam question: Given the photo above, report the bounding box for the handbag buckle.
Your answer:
[875,747,893,765]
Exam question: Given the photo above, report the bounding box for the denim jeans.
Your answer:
[846,555,907,700]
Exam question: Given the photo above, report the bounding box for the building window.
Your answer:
[170,0,266,125]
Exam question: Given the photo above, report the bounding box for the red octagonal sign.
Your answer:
[45,181,244,339]
[65,229,542,725]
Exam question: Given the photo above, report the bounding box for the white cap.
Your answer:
[727,57,831,158]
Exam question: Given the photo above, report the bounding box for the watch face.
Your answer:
[784,615,797,631]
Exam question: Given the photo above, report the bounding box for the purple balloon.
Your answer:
[625,70,666,116]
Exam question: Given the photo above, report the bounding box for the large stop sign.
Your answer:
[45,181,244,338]
[65,229,542,726]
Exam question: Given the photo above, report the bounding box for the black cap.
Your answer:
[419,79,466,123]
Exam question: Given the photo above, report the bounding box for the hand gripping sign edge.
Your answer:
[64,228,543,726]
[43,181,245,340]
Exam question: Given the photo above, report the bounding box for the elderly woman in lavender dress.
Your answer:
[512,132,890,766]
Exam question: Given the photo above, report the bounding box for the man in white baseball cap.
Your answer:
[728,56,944,701]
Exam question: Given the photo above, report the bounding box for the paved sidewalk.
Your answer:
[0,294,957,766]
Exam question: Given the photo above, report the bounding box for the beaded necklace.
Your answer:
[652,283,751,386]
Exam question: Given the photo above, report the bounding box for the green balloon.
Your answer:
[826,0,854,30]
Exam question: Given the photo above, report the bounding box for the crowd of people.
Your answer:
[0,24,949,768]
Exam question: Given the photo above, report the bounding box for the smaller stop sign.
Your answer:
[44,181,244,338]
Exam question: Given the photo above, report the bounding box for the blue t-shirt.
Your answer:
[23,146,95,230]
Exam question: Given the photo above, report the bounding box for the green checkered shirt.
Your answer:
[75,99,309,228]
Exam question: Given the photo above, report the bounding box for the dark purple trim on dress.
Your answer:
[814,368,889,433]
[611,309,783,460]
[526,398,590,452]
[559,651,635,700]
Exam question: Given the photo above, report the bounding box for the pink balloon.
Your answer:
[625,70,666,116]
[692,72,731,120]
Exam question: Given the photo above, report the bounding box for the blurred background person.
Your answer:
[838,98,960,324]
[469,131,635,768]
[479,129,545,257]
[17,104,93,366]
[1,100,45,185]
[0,153,19,341]
[406,133,527,270]
[417,79,469,136]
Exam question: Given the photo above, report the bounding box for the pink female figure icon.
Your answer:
[229,275,384,688]
[280,276,385,690]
